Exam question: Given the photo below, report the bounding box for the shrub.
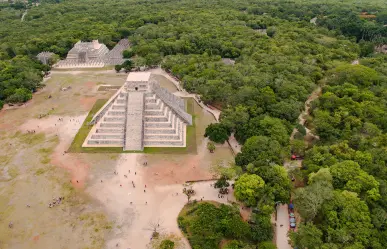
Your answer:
[159,239,175,249]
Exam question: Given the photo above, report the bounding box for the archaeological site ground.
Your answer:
[0,69,234,249]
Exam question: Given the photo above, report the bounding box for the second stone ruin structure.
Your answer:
[83,72,193,151]
[54,39,130,68]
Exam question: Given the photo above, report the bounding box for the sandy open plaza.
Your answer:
[0,69,235,249]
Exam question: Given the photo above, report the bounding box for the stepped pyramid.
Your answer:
[82,72,193,151]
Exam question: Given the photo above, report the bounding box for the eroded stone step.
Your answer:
[87,140,124,145]
[100,123,125,128]
[144,110,165,116]
[104,117,125,122]
[144,128,177,134]
[144,134,181,140]
[96,128,124,133]
[91,134,124,139]
[108,111,126,116]
[144,116,169,122]
[143,140,184,146]
[112,105,126,110]
[145,122,173,128]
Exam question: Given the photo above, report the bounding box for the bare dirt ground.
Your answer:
[87,153,235,249]
[0,70,234,249]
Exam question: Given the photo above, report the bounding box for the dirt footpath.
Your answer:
[276,204,292,249]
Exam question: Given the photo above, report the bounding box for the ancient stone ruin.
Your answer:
[83,72,193,151]
[54,39,130,68]
[36,51,55,65]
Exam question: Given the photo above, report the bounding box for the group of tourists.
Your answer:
[48,196,64,208]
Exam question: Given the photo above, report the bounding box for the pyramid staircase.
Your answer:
[85,92,127,147]
[143,93,186,147]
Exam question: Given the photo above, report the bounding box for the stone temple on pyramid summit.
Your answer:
[82,72,193,151]
[54,39,130,68]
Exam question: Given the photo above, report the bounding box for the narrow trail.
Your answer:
[276,85,322,249]
[21,9,27,22]
[290,86,322,140]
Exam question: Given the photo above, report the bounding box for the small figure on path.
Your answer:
[26,204,30,208]
[124,175,127,178]
[135,172,137,175]
[144,189,146,193]
[8,222,13,229]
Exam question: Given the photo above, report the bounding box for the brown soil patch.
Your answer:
[239,206,252,221]
[51,152,90,189]
[144,155,213,186]
[0,109,13,130]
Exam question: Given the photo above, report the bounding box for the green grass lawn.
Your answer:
[68,98,197,154]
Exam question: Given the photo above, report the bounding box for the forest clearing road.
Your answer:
[276,204,292,249]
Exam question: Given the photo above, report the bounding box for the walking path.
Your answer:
[289,86,321,140]
[277,85,323,249]
[276,204,292,249]
[21,9,27,22]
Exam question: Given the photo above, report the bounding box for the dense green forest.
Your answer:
[178,201,276,249]
[1,0,387,248]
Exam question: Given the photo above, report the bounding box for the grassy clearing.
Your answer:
[16,132,46,146]
[77,211,112,248]
[0,155,11,165]
[35,167,53,176]
[7,166,19,179]
[68,98,197,154]
[67,99,108,153]
[38,147,54,164]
